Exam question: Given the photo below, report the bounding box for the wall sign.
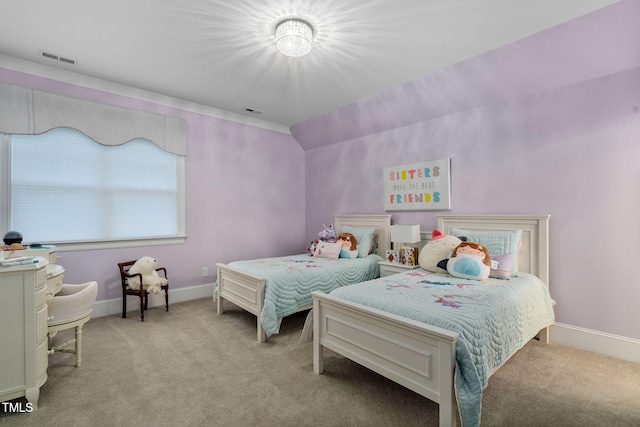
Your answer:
[383,158,451,211]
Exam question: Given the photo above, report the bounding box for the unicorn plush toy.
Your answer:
[317,224,337,243]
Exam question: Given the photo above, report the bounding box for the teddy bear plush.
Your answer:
[418,229,463,273]
[127,256,167,294]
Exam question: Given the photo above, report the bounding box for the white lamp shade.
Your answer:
[390,224,421,244]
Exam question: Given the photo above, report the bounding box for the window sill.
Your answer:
[51,236,187,252]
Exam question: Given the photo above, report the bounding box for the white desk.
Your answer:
[0,246,64,410]
[0,258,50,409]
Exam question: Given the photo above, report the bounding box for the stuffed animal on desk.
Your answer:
[127,256,167,294]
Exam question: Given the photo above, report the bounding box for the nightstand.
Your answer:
[378,260,420,277]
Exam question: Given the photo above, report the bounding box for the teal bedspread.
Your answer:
[218,254,381,337]
[329,269,555,427]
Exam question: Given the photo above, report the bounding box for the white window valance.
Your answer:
[0,81,187,156]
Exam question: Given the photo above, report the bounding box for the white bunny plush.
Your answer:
[127,256,167,294]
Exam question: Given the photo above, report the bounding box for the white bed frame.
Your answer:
[216,214,392,342]
[312,214,551,427]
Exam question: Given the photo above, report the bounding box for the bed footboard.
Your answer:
[312,291,460,427]
[216,263,267,342]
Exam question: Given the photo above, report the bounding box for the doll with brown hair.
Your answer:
[336,232,358,259]
[446,241,492,280]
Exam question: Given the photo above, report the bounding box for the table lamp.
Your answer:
[390,225,421,265]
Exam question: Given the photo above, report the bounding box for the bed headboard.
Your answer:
[437,215,550,287]
[334,214,392,258]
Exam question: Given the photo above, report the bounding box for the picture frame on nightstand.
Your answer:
[385,250,400,263]
[400,247,419,266]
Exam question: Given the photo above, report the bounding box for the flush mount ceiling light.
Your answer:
[275,18,314,57]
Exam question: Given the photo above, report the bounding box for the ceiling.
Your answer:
[0,0,618,129]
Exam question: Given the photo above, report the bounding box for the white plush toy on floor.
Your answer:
[127,256,167,294]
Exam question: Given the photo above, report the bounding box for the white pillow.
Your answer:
[313,241,341,260]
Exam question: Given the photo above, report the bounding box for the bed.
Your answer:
[311,214,554,427]
[215,214,391,342]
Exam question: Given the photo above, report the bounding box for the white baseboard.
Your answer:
[551,323,640,364]
[90,288,640,364]
[91,282,215,319]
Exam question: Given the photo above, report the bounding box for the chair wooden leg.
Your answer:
[139,295,145,322]
[165,286,169,312]
[122,294,127,318]
[75,324,83,367]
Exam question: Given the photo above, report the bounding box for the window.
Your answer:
[1,128,186,250]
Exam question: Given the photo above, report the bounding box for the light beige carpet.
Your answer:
[2,297,639,426]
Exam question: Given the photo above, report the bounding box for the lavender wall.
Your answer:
[0,68,305,303]
[302,1,640,340]
[1,0,637,342]
[292,0,640,151]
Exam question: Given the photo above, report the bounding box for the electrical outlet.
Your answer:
[201,266,208,277]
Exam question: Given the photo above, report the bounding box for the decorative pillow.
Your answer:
[340,226,375,258]
[418,229,463,273]
[450,228,522,277]
[446,242,491,281]
[489,252,514,280]
[339,248,358,259]
[336,232,358,251]
[369,234,379,256]
[308,239,319,254]
[313,241,341,259]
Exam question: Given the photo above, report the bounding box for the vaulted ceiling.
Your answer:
[0,0,617,130]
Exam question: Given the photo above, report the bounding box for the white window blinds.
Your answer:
[9,128,182,244]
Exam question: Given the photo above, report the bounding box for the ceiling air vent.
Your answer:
[245,108,263,114]
[38,50,77,65]
[41,51,58,60]
[58,56,76,65]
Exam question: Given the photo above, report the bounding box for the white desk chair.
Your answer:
[47,281,98,367]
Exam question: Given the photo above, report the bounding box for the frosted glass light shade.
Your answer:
[276,19,313,57]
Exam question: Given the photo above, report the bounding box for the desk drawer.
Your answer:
[37,285,48,307]
[36,267,47,288]
[46,274,64,298]
[36,304,48,343]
